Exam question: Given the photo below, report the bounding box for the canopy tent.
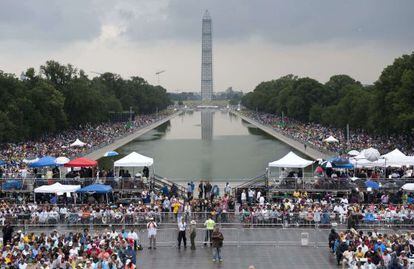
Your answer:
[114,152,154,167]
[29,156,57,168]
[381,149,414,167]
[70,139,87,147]
[76,184,113,194]
[0,160,5,166]
[323,136,339,143]
[402,183,414,191]
[76,183,113,204]
[268,151,313,168]
[34,182,80,194]
[64,157,97,167]
[348,150,360,156]
[350,158,386,168]
[55,156,70,165]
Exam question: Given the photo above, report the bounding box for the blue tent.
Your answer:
[29,156,57,168]
[0,160,5,166]
[2,180,22,190]
[76,184,113,194]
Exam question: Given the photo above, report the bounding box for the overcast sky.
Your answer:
[0,0,413,92]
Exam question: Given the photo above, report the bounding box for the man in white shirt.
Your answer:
[177,218,187,249]
[147,218,158,249]
[241,190,247,204]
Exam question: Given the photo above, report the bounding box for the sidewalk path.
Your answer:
[84,112,179,161]
[235,112,331,160]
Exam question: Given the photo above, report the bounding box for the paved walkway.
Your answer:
[137,245,336,269]
[235,112,331,160]
[84,112,179,160]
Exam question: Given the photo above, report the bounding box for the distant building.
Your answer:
[201,10,213,102]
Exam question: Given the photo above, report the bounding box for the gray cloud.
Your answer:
[0,0,413,45]
[0,0,102,43]
[122,0,414,44]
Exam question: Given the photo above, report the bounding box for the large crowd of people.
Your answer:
[242,110,414,156]
[1,225,139,268]
[330,228,414,268]
[0,112,173,178]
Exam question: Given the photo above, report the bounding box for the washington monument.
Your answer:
[201,10,213,102]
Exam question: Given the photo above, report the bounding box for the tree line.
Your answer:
[241,52,414,135]
[0,60,172,142]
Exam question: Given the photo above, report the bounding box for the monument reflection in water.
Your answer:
[201,109,213,140]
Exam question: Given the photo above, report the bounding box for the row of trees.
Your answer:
[242,52,414,135]
[0,61,171,142]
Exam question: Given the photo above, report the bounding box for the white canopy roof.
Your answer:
[70,139,87,147]
[323,135,339,143]
[381,149,414,166]
[268,151,314,168]
[34,183,81,194]
[114,152,154,167]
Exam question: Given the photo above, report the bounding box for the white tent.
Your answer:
[114,152,154,167]
[381,149,414,167]
[323,135,339,143]
[34,182,80,194]
[70,139,87,147]
[350,157,386,168]
[268,151,313,168]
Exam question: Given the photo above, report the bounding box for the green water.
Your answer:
[99,110,300,182]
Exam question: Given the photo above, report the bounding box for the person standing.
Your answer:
[224,182,231,196]
[177,218,187,249]
[190,220,197,250]
[211,226,224,262]
[147,217,157,249]
[241,189,247,204]
[204,216,216,246]
[2,222,13,245]
[205,181,212,200]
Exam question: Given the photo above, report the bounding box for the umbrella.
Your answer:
[23,157,39,164]
[348,150,360,156]
[364,147,381,162]
[365,180,380,190]
[55,157,70,165]
[402,183,414,191]
[104,151,119,157]
[323,136,339,143]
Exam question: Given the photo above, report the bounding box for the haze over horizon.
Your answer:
[0,0,413,92]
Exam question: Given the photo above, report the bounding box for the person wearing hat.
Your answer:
[190,220,197,250]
